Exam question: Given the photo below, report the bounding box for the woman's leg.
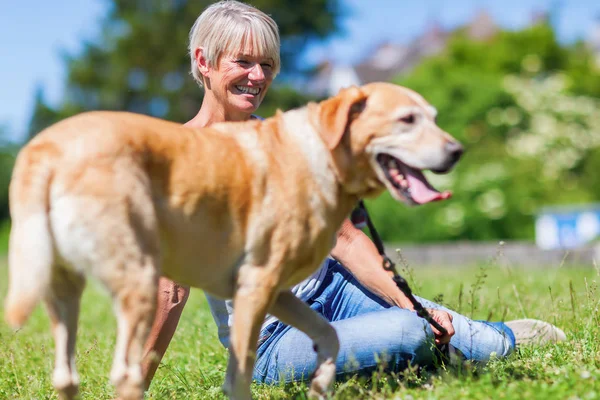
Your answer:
[253,306,437,384]
[253,261,434,383]
[141,277,190,389]
[253,260,515,384]
[414,296,515,361]
[324,260,515,361]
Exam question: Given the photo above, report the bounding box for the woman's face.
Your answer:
[205,48,276,115]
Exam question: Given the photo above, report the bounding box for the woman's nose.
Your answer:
[248,63,265,82]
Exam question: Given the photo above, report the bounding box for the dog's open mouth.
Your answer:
[376,154,452,205]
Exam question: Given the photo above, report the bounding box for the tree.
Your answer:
[27,86,61,141]
[0,125,16,222]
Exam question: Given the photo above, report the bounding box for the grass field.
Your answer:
[1,251,600,400]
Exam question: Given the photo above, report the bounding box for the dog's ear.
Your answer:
[319,86,367,150]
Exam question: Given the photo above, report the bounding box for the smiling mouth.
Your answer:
[375,153,452,205]
[235,86,261,95]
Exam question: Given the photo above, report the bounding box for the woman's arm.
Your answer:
[330,218,454,344]
[329,218,415,309]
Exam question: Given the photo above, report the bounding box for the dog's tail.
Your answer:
[4,143,58,329]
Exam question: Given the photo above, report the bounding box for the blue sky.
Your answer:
[1,0,598,142]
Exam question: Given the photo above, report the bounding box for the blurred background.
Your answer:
[0,0,599,264]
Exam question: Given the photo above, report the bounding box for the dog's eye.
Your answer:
[399,114,416,124]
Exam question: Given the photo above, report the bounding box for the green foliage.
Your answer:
[0,125,15,222]
[0,222,9,254]
[450,23,569,74]
[256,84,317,118]
[27,87,62,142]
[367,22,600,243]
[0,152,13,222]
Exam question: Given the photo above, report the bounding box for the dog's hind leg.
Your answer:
[269,290,339,400]
[102,253,159,400]
[44,266,86,400]
[224,264,280,400]
[80,181,161,398]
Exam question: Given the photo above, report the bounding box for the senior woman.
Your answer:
[140,0,565,392]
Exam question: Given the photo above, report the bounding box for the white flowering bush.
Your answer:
[499,73,600,179]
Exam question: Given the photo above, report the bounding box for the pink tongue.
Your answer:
[404,167,452,204]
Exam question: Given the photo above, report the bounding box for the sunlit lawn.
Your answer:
[1,250,599,399]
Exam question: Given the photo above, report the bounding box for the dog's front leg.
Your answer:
[224,264,279,400]
[269,290,339,400]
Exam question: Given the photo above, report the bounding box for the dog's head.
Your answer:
[317,82,463,205]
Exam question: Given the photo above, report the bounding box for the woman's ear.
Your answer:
[195,47,210,78]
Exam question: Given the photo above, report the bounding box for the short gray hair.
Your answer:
[189,0,281,86]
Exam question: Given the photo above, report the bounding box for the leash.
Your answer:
[350,200,449,337]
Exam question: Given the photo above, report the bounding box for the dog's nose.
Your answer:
[445,141,463,164]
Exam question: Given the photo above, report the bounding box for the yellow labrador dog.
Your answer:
[5,82,462,400]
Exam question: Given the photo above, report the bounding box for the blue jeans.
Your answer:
[252,259,515,384]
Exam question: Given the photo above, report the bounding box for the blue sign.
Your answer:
[536,205,600,249]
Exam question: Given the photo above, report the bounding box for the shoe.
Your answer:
[505,319,566,346]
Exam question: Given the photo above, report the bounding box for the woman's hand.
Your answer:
[427,308,455,345]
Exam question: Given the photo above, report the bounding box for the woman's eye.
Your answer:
[399,114,416,124]
[236,59,251,66]
[261,63,273,69]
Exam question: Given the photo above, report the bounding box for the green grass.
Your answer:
[1,252,600,399]
[0,222,9,254]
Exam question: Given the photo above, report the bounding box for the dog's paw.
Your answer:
[110,364,144,400]
[308,359,336,399]
[115,381,144,400]
[307,388,328,400]
[53,368,79,400]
